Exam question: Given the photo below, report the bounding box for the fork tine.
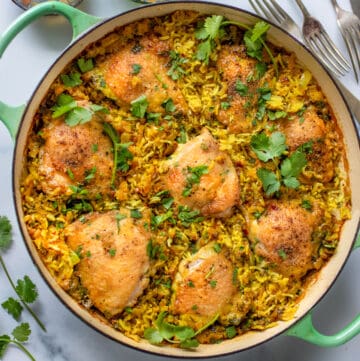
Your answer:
[320,31,351,71]
[306,36,344,77]
[262,0,283,23]
[343,28,360,82]
[249,0,273,23]
[268,0,288,20]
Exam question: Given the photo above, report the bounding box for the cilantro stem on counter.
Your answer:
[0,216,46,332]
[0,323,35,361]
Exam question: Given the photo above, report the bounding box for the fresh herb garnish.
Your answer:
[167,51,188,80]
[130,209,143,219]
[103,122,133,187]
[151,211,174,230]
[61,72,82,87]
[255,86,272,121]
[144,311,219,349]
[77,57,94,73]
[177,206,204,227]
[235,79,249,96]
[0,216,46,334]
[250,131,287,162]
[84,167,97,183]
[213,243,222,253]
[267,110,287,121]
[115,213,127,233]
[176,126,187,144]
[182,165,209,197]
[131,63,142,75]
[225,326,237,339]
[278,249,287,260]
[257,168,280,196]
[131,94,148,118]
[108,249,117,257]
[0,323,35,361]
[243,21,271,61]
[280,150,307,189]
[301,199,313,211]
[162,98,176,113]
[52,94,108,126]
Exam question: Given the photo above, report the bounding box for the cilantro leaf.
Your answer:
[131,63,142,75]
[52,94,77,118]
[65,106,93,126]
[257,168,280,195]
[130,209,142,219]
[195,40,213,63]
[162,98,176,113]
[178,206,204,227]
[280,150,307,179]
[0,335,10,357]
[282,176,300,189]
[182,165,209,197]
[180,338,200,349]
[0,216,12,250]
[225,325,237,339]
[60,72,82,87]
[144,328,163,344]
[77,57,94,73]
[244,21,270,61]
[1,297,23,320]
[251,131,287,162]
[131,94,148,118]
[204,15,224,39]
[167,51,187,80]
[235,79,249,96]
[12,323,31,343]
[15,276,38,304]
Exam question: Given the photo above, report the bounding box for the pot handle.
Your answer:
[0,1,102,140]
[286,232,360,346]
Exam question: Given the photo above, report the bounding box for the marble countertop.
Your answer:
[0,1,359,360]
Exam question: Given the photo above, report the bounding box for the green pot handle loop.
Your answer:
[286,233,360,346]
[0,1,102,140]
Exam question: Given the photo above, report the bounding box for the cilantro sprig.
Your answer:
[144,311,219,349]
[250,131,287,162]
[0,323,34,361]
[195,15,276,72]
[103,123,133,187]
[182,165,209,197]
[0,217,46,332]
[52,94,109,127]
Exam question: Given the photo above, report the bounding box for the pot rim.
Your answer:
[11,1,360,358]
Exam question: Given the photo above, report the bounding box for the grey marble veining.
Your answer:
[0,1,359,360]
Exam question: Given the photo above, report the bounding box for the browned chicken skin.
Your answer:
[65,210,151,317]
[216,45,258,133]
[172,242,236,318]
[38,117,113,196]
[279,109,334,182]
[94,35,188,114]
[248,201,323,278]
[162,128,240,217]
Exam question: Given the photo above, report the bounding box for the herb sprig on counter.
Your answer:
[0,216,46,360]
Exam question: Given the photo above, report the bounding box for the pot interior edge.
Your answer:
[12,1,360,357]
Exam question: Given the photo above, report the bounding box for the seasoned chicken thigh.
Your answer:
[172,242,236,319]
[248,201,322,278]
[216,45,258,133]
[162,128,239,217]
[38,117,113,196]
[88,35,188,115]
[279,109,334,182]
[65,210,150,317]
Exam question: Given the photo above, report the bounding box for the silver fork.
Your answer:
[249,0,360,121]
[331,0,360,83]
[294,0,350,77]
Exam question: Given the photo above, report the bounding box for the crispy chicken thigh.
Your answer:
[216,45,258,133]
[65,210,150,317]
[279,109,334,182]
[172,242,236,318]
[248,201,322,278]
[162,128,239,217]
[38,117,113,196]
[89,35,188,114]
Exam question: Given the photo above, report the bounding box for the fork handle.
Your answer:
[294,0,311,17]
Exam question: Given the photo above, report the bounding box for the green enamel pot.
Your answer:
[0,1,359,358]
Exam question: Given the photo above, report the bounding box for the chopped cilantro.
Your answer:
[221,101,231,110]
[178,206,204,227]
[131,94,148,118]
[130,209,143,219]
[235,79,249,96]
[108,249,117,257]
[257,168,280,196]
[84,167,97,183]
[209,280,217,288]
[176,126,187,144]
[243,21,271,61]
[188,280,195,288]
[77,57,94,73]
[225,326,237,339]
[267,110,287,121]
[278,249,287,260]
[151,211,174,229]
[91,143,98,153]
[167,51,187,80]
[131,63,142,75]
[213,243,222,253]
[182,165,209,197]
[162,98,176,113]
[301,199,313,211]
[61,72,82,87]
[115,213,127,232]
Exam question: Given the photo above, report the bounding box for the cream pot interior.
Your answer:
[11,1,360,358]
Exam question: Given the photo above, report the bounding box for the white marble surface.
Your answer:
[0,1,359,360]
